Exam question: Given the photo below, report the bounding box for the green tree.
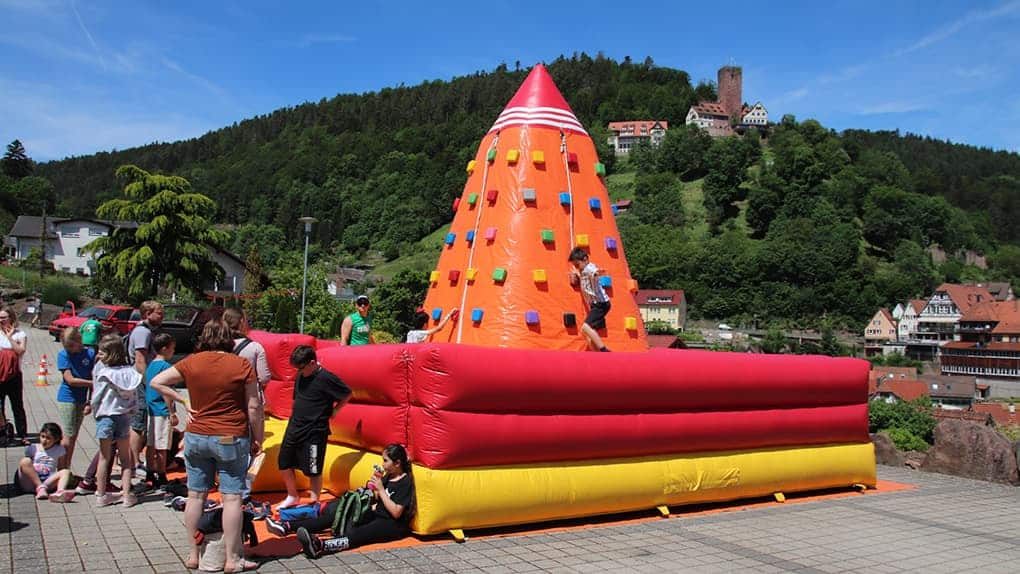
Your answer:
[656,125,712,180]
[369,268,430,340]
[88,165,228,299]
[759,326,787,354]
[2,140,33,179]
[9,176,55,215]
[632,172,684,227]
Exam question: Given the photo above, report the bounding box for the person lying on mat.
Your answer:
[265,443,414,557]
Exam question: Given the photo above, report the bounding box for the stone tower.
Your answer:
[717,65,743,121]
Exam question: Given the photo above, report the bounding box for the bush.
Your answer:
[885,428,929,452]
[41,281,81,307]
[998,424,1020,442]
[868,352,923,374]
[869,397,936,444]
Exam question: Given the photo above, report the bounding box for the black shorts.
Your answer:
[278,432,328,477]
[584,301,611,330]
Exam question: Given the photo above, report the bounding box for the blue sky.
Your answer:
[2,0,1019,161]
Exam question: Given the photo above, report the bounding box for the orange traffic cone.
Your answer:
[40,354,49,376]
[35,363,48,387]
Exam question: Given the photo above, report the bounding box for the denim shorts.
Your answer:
[95,414,131,441]
[183,432,249,495]
[130,389,148,433]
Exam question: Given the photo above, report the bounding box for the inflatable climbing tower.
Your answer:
[253,65,877,538]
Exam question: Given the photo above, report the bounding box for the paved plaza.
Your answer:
[2,328,1018,573]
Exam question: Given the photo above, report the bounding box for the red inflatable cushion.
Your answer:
[249,330,316,381]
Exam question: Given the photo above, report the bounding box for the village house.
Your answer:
[864,308,898,346]
[897,299,927,341]
[4,214,254,295]
[915,283,993,343]
[606,121,668,156]
[939,299,1020,383]
[634,289,687,331]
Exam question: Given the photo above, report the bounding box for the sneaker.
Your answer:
[35,485,49,500]
[265,516,288,537]
[295,527,321,559]
[96,492,122,507]
[49,490,76,503]
[75,480,97,495]
[123,493,139,508]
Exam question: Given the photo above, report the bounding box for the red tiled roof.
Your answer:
[635,289,685,306]
[910,299,927,314]
[875,380,929,402]
[608,120,668,132]
[960,300,1002,322]
[936,283,994,312]
[972,402,1020,426]
[868,367,916,388]
[691,102,730,117]
[879,308,895,324]
[646,334,681,349]
[934,409,993,424]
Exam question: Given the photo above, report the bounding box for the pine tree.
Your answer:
[88,165,227,298]
[2,140,33,179]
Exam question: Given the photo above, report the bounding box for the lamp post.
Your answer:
[298,216,318,334]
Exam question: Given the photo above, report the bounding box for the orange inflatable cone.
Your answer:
[424,64,647,352]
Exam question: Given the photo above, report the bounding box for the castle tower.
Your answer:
[422,64,648,352]
[717,65,743,120]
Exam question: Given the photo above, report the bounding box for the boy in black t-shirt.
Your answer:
[276,346,351,510]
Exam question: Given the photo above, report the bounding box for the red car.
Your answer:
[48,304,141,341]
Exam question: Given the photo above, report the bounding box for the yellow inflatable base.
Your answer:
[255,418,876,535]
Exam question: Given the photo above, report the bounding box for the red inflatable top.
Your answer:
[488,64,587,135]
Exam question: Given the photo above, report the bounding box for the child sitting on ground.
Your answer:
[16,422,75,502]
[144,333,177,490]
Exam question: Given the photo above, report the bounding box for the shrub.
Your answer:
[41,280,81,307]
[869,397,936,444]
[886,428,929,452]
[998,424,1020,442]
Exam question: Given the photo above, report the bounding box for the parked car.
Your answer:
[160,304,224,356]
[47,304,141,341]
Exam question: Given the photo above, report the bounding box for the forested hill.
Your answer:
[36,54,713,253]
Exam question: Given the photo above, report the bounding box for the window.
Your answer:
[62,230,79,238]
[89,228,105,236]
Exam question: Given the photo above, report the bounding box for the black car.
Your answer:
[159,305,224,357]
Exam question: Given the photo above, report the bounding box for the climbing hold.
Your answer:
[507,149,519,163]
[467,193,478,206]
[522,188,537,203]
[429,270,440,283]
[432,308,443,321]
[594,162,606,176]
[588,197,601,211]
[532,150,545,165]
[485,227,497,241]
[471,308,484,322]
[466,230,476,243]
[605,237,618,251]
[448,270,460,282]
[532,269,547,283]
[445,232,456,246]
[486,148,497,162]
[487,189,498,203]
[559,192,571,206]
[599,275,612,288]
[452,197,461,211]
[525,310,540,325]
[627,279,639,292]
[492,267,507,282]
[465,268,478,281]
[563,313,577,327]
[575,234,589,247]
[624,316,638,330]
[466,160,476,174]
[541,229,555,243]
[567,152,578,166]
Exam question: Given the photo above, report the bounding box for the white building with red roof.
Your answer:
[606,120,668,155]
[916,283,994,343]
[634,289,687,330]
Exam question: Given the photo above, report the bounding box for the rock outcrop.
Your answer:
[921,419,1020,485]
[872,432,905,467]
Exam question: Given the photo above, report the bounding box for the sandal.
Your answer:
[35,485,49,500]
[223,559,259,572]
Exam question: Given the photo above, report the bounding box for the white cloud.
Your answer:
[857,100,931,116]
[895,0,1020,56]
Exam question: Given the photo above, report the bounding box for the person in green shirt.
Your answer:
[340,295,374,346]
[80,317,102,349]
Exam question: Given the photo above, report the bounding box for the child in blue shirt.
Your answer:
[144,333,177,490]
[56,327,95,468]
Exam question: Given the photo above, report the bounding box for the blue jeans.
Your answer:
[95,414,131,440]
[183,432,249,495]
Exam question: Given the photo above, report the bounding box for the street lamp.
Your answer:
[298,216,318,334]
